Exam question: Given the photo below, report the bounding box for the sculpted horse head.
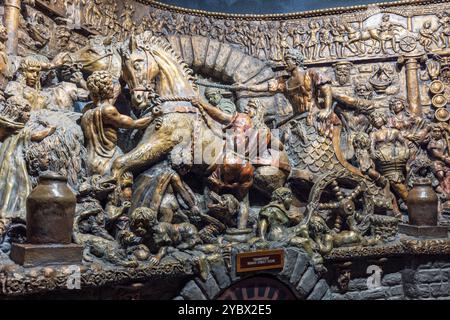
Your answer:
[120,32,198,111]
[51,35,123,81]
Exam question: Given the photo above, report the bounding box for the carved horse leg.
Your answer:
[112,132,178,186]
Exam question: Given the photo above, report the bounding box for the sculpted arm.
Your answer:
[238,78,285,93]
[319,83,333,112]
[31,126,56,142]
[191,97,233,124]
[428,144,450,166]
[332,91,361,108]
[103,105,151,129]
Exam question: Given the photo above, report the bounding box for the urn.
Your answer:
[406,178,439,226]
[26,171,76,244]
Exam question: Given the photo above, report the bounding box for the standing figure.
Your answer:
[330,18,346,58]
[81,71,152,177]
[305,21,320,60]
[292,27,306,57]
[84,0,102,29]
[369,111,410,204]
[255,25,269,59]
[319,20,333,58]
[121,3,135,32]
[242,49,334,136]
[278,26,290,61]
[426,123,450,195]
[0,96,55,232]
[377,14,403,53]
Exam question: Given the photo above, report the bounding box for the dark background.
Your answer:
[157,0,395,14]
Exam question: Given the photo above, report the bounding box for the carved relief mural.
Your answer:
[0,0,448,300]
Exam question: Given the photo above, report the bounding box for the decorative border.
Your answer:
[324,238,450,261]
[0,258,197,296]
[137,0,446,20]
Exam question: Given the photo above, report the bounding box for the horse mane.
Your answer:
[133,32,198,91]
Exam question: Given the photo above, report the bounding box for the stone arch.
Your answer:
[165,35,292,122]
[174,247,332,300]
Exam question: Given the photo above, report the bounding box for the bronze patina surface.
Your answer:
[0,0,448,300]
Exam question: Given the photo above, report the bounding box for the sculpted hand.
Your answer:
[233,82,247,91]
[48,125,56,135]
[317,108,332,121]
[70,72,84,85]
[268,79,279,92]
[190,96,202,108]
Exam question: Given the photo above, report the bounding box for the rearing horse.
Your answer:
[113,32,289,200]
[112,32,225,183]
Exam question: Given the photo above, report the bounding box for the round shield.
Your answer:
[432,94,447,108]
[430,80,445,95]
[435,107,450,122]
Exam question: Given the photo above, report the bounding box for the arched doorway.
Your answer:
[215,276,297,300]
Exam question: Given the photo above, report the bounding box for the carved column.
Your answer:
[4,0,21,55]
[398,54,425,117]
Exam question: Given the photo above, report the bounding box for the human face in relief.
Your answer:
[24,67,41,88]
[391,100,405,114]
[285,57,297,72]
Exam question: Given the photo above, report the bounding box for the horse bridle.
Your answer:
[128,43,195,104]
[128,44,158,94]
[63,48,115,73]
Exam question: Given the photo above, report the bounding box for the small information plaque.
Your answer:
[236,249,284,273]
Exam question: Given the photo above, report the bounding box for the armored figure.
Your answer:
[191,96,261,201]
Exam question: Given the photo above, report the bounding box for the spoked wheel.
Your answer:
[303,170,374,234]
[399,36,417,52]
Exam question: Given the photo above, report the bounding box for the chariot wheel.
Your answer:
[399,36,417,52]
[303,170,374,233]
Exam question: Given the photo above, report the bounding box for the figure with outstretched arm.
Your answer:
[234,48,334,134]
